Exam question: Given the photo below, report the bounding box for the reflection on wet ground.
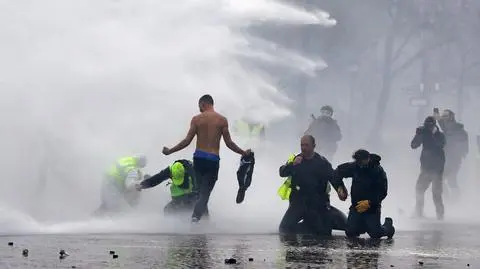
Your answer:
[0,222,479,268]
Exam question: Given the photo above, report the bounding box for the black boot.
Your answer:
[383,217,395,239]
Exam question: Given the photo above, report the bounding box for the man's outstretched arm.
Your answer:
[139,167,171,189]
[222,119,248,156]
[163,117,197,155]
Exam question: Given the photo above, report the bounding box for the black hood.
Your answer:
[370,154,381,166]
[424,116,436,126]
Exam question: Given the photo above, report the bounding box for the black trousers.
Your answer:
[415,169,444,218]
[279,199,332,236]
[192,157,219,220]
[345,209,387,239]
[329,205,347,231]
[294,205,347,233]
[164,194,196,215]
[444,157,462,189]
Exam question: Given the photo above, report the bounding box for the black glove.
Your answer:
[144,174,151,180]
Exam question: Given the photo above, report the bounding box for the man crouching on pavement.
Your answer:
[278,135,348,236]
[334,149,395,239]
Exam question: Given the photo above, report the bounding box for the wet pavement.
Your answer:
[0,222,479,269]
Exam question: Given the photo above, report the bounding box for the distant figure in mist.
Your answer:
[162,94,251,223]
[136,159,210,217]
[277,135,348,236]
[434,108,469,199]
[334,149,395,239]
[411,116,446,220]
[232,118,266,151]
[304,105,342,161]
[94,155,149,216]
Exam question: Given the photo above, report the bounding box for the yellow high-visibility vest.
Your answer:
[277,154,331,200]
[107,156,141,186]
[277,154,296,200]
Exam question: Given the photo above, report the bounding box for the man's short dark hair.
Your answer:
[304,134,315,145]
[199,94,214,105]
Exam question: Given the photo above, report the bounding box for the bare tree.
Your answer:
[367,0,456,146]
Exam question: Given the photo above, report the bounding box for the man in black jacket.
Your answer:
[434,109,468,198]
[278,135,348,236]
[334,149,395,239]
[304,105,342,161]
[411,116,446,220]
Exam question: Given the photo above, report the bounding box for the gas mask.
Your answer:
[424,122,435,131]
[320,109,333,118]
[357,159,370,169]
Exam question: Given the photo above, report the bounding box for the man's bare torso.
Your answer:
[193,111,226,155]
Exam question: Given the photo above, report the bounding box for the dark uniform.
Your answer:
[334,150,395,239]
[411,116,446,220]
[437,110,469,191]
[304,106,342,161]
[278,152,346,236]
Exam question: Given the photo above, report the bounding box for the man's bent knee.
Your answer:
[367,230,383,239]
[345,227,360,238]
[279,223,295,234]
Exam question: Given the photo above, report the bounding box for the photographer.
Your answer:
[411,116,446,220]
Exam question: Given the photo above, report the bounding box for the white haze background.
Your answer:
[0,0,478,235]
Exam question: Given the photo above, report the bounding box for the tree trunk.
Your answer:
[417,45,430,125]
[348,69,358,139]
[457,53,466,120]
[367,25,395,147]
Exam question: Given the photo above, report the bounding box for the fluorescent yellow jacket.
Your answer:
[107,156,142,187]
[169,160,194,198]
[234,120,265,138]
[277,154,296,200]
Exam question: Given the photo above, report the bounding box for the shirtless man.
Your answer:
[162,94,251,223]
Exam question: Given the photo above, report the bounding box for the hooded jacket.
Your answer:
[438,118,469,159]
[305,116,342,152]
[334,154,388,212]
[411,125,446,173]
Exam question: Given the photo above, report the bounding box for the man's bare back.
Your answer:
[162,106,247,157]
[192,111,225,155]
[161,94,252,223]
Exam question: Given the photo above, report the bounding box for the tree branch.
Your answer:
[391,39,453,79]
[391,26,417,64]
